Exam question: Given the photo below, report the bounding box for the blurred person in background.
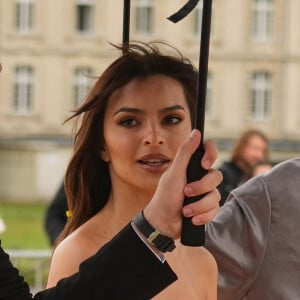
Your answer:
[44,181,68,246]
[247,160,273,179]
[217,129,269,205]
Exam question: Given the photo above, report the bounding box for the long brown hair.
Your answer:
[59,42,198,242]
[231,129,269,163]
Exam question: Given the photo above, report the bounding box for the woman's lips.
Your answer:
[137,156,171,173]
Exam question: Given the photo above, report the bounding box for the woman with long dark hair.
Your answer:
[46,42,221,299]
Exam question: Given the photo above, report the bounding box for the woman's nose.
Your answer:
[143,125,165,145]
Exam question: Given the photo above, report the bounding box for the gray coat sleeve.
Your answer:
[206,158,300,300]
[206,174,272,299]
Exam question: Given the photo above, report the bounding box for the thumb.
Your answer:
[168,129,201,174]
[143,129,201,239]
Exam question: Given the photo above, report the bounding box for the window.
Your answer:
[15,0,35,34]
[14,66,34,115]
[76,0,94,33]
[194,0,203,36]
[252,0,273,41]
[73,67,93,107]
[250,72,272,120]
[135,0,154,34]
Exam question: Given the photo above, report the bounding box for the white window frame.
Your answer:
[250,72,272,120]
[73,67,93,108]
[135,0,154,35]
[252,0,274,42]
[76,0,94,33]
[14,66,34,115]
[15,0,35,34]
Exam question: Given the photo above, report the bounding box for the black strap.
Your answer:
[133,211,175,252]
[167,0,200,23]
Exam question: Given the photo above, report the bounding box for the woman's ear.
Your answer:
[101,145,110,163]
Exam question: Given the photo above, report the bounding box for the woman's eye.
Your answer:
[164,116,182,125]
[119,118,138,127]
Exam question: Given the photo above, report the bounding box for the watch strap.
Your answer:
[133,211,176,253]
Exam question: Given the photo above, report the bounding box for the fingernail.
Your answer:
[183,206,193,217]
[184,185,194,196]
[193,216,202,225]
[189,129,197,142]
[202,159,211,169]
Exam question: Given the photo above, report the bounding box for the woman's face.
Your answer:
[242,135,268,167]
[102,74,192,194]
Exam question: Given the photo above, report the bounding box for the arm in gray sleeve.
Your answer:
[206,158,300,300]
[206,176,271,299]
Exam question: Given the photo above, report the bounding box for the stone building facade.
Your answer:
[0,0,299,201]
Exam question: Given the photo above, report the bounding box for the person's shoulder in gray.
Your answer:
[206,157,300,300]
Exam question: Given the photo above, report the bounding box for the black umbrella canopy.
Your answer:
[122,0,213,246]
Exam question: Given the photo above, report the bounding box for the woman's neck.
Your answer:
[102,182,154,225]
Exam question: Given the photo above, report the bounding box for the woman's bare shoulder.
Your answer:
[198,246,217,263]
[193,247,218,298]
[190,246,217,269]
[46,225,99,288]
[181,245,217,284]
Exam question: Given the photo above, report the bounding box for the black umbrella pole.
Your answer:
[181,0,213,246]
[122,0,130,45]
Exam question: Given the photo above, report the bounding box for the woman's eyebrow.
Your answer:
[160,105,185,113]
[113,105,185,116]
[113,107,143,116]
